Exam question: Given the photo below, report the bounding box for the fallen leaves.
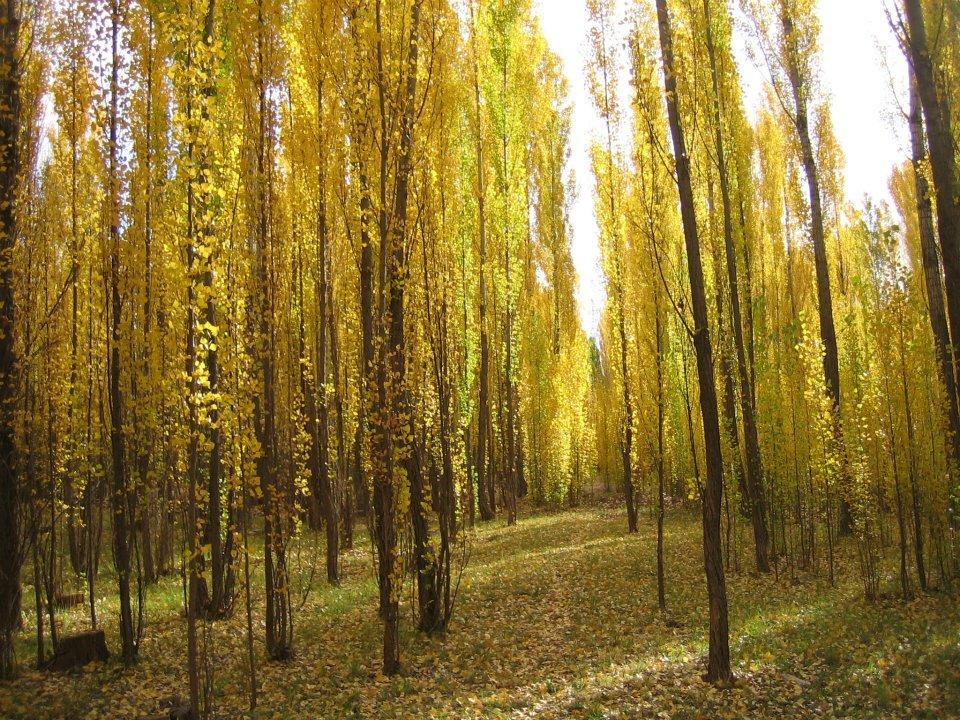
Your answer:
[0,507,957,719]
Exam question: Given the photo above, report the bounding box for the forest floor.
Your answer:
[1,505,958,719]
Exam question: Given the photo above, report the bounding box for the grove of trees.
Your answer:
[0,0,957,717]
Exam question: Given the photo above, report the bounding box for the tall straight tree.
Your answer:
[741,0,853,533]
[0,0,22,681]
[905,74,960,500]
[588,0,638,534]
[489,0,522,526]
[778,1,841,426]
[901,0,960,476]
[702,0,769,572]
[105,0,138,666]
[363,0,425,675]
[654,0,732,684]
[250,0,292,661]
[469,0,495,522]
[174,0,220,709]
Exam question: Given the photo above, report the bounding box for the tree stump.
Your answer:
[47,630,110,671]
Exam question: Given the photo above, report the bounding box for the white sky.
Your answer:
[534,0,908,338]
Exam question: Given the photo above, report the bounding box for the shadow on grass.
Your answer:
[1,507,957,719]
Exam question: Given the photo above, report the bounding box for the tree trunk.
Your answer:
[897,298,927,591]
[255,0,291,661]
[0,0,21,679]
[655,295,666,612]
[906,67,960,478]
[313,82,339,582]
[369,0,423,676]
[471,0,494,523]
[137,14,157,587]
[326,247,349,556]
[655,0,732,684]
[704,0,769,571]
[107,0,137,666]
[781,4,851,536]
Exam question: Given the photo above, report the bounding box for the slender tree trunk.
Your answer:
[500,50,518,526]
[408,432,439,632]
[597,6,637,534]
[85,263,99,628]
[313,81,339,582]
[327,275,350,552]
[371,0,423,675]
[136,14,157,587]
[781,4,851,536]
[906,73,960,479]
[711,214,748,520]
[655,0,732,683]
[255,0,291,661]
[240,447,257,711]
[897,300,927,591]
[904,0,960,424]
[470,0,494,523]
[655,295,666,612]
[107,0,137,666]
[881,342,911,599]
[184,3,218,714]
[617,281,637,533]
[0,0,21,679]
[65,55,86,579]
[704,0,769,571]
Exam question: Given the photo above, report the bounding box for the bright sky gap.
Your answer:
[535,0,907,338]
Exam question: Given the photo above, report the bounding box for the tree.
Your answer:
[899,0,960,482]
[104,0,139,666]
[702,0,769,572]
[588,0,638,534]
[654,0,732,684]
[0,0,22,677]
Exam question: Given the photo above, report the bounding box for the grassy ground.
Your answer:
[0,505,958,719]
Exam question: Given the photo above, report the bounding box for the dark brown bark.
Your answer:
[202,284,231,618]
[65,46,86,579]
[0,0,21,679]
[368,0,423,676]
[897,300,927,591]
[409,433,440,632]
[352,4,375,535]
[327,284,351,552]
[299,233,320,531]
[318,183,338,586]
[617,276,638,534]
[136,14,157,587]
[311,73,339,583]
[470,0,494,523]
[255,0,291,661]
[655,0,732,684]
[184,3,218,715]
[709,187,748,520]
[499,38,518,526]
[107,0,137,666]
[704,0,769,572]
[595,3,636,533]
[881,339,911,599]
[781,4,851,536]
[905,51,960,479]
[655,294,666,612]
[420,201,457,633]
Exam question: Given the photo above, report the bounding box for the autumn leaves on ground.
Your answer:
[0,506,957,719]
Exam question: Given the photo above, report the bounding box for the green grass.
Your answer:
[0,506,957,718]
